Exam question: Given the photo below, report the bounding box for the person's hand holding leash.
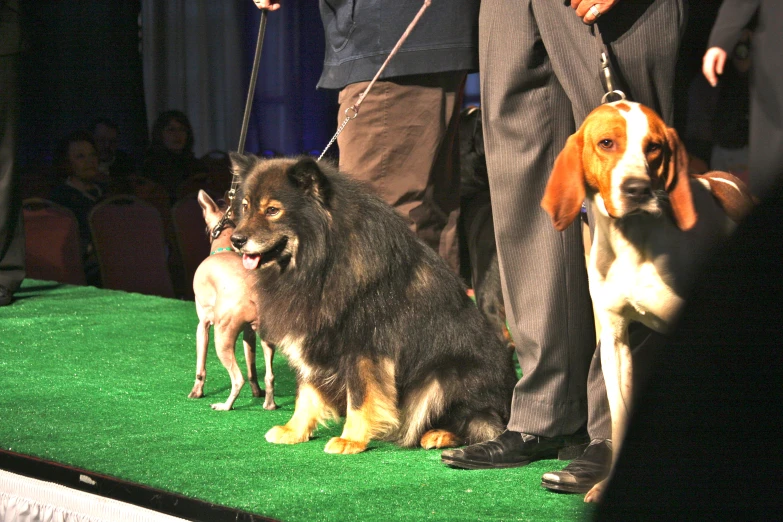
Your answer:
[571,0,620,24]
[252,0,281,11]
[702,47,728,87]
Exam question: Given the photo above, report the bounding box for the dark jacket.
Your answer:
[317,0,479,90]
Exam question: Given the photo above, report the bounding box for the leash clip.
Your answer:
[600,51,626,104]
[601,90,626,104]
[595,25,628,105]
[345,104,359,120]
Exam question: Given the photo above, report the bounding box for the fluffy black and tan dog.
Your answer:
[458,106,513,350]
[229,154,516,454]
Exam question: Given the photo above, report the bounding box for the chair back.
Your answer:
[171,195,212,298]
[89,195,175,297]
[22,198,86,285]
[126,175,172,233]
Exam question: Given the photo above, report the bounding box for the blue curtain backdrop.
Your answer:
[241,2,337,158]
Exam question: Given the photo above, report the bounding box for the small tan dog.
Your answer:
[541,101,754,502]
[188,190,277,411]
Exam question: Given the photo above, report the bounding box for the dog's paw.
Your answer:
[584,480,606,503]
[188,387,204,399]
[263,399,279,411]
[420,429,461,449]
[324,437,367,454]
[211,402,232,411]
[265,425,308,445]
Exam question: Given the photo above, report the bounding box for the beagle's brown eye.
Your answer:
[647,143,662,153]
[265,206,279,217]
[598,139,614,150]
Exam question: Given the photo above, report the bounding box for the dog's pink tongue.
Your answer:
[242,253,261,270]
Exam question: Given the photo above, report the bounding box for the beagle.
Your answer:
[541,101,755,502]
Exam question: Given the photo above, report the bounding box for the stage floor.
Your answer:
[0,280,592,521]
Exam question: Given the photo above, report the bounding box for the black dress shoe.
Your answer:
[541,438,612,493]
[0,285,12,307]
[441,430,590,470]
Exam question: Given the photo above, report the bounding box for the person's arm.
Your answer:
[703,0,759,87]
[251,0,281,11]
[570,0,621,25]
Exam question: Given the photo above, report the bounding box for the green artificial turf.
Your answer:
[0,280,594,521]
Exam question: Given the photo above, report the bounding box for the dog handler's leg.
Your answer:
[585,315,632,503]
[188,319,210,399]
[325,358,399,454]
[242,325,262,398]
[266,383,336,444]
[260,339,277,410]
[211,321,245,411]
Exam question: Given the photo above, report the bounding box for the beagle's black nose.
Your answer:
[231,234,248,250]
[621,178,653,203]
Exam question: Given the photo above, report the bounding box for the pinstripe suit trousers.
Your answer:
[479,0,686,438]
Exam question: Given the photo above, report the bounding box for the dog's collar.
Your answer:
[210,247,235,256]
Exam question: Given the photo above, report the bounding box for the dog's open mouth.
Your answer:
[242,237,288,270]
[242,253,261,270]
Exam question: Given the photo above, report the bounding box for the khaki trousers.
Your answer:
[336,72,465,273]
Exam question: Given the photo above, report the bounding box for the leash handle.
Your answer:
[237,9,268,155]
[594,23,626,104]
[318,0,432,161]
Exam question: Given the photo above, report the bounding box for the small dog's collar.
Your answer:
[210,247,235,256]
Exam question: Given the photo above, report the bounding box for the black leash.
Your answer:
[212,9,268,239]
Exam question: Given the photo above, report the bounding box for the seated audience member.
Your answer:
[91,117,137,193]
[49,130,104,286]
[142,110,203,202]
[91,118,136,179]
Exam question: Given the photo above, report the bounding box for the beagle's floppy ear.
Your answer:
[664,127,697,231]
[542,131,586,231]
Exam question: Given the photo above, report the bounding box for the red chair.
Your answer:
[89,195,175,298]
[171,194,213,299]
[22,198,86,285]
[126,175,173,235]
